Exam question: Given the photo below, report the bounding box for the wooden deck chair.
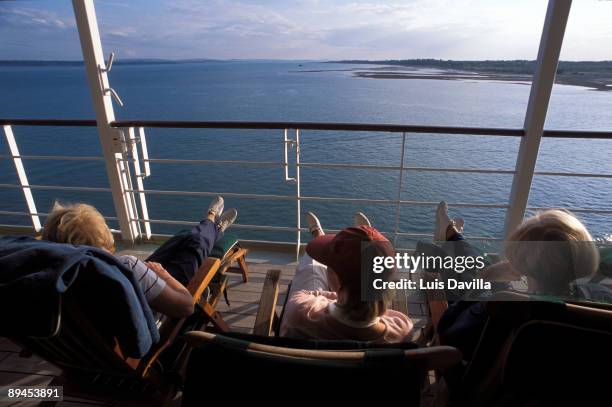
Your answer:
[10,256,224,407]
[181,269,463,404]
[206,235,250,308]
[453,291,612,406]
[492,320,612,406]
[182,330,461,404]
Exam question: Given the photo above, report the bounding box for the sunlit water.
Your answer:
[1,61,611,247]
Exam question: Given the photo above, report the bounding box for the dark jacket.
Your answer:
[0,236,159,358]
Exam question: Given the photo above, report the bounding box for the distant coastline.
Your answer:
[3,58,611,91]
[329,59,612,91]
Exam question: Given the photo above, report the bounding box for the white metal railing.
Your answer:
[3,121,612,258]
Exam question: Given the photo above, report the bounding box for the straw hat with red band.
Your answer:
[306,225,396,292]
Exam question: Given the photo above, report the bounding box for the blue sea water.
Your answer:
[1,61,611,246]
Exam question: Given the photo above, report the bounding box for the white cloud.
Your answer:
[1,0,611,60]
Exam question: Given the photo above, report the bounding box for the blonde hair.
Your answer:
[505,209,599,295]
[338,290,393,323]
[42,202,115,251]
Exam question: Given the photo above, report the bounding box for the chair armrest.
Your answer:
[138,257,222,377]
[253,269,282,336]
[187,257,222,302]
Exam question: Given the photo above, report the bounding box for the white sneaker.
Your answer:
[354,212,372,227]
[216,209,237,233]
[207,196,224,220]
[305,212,324,236]
[435,201,452,241]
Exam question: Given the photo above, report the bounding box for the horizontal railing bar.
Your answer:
[301,196,510,208]
[132,218,298,232]
[0,210,117,221]
[533,171,612,178]
[124,189,295,200]
[111,120,524,136]
[0,119,97,127]
[394,231,502,241]
[0,210,49,217]
[125,157,285,168]
[131,218,502,241]
[125,188,507,208]
[542,129,612,139]
[1,154,609,178]
[301,162,516,174]
[526,207,612,214]
[0,154,105,162]
[0,183,111,192]
[2,118,611,138]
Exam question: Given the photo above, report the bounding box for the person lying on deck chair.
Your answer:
[41,198,237,319]
[280,211,414,343]
[433,202,600,360]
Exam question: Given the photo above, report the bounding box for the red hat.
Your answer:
[306,226,395,292]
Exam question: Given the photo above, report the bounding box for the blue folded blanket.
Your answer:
[0,236,159,358]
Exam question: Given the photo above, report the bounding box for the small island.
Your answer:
[328,59,612,91]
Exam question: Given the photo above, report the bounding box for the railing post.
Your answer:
[295,129,301,260]
[71,0,139,242]
[393,132,406,246]
[3,125,42,232]
[504,0,572,237]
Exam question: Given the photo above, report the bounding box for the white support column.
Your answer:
[393,132,407,247]
[71,0,139,242]
[127,127,151,239]
[504,0,572,237]
[3,125,42,232]
[295,129,301,260]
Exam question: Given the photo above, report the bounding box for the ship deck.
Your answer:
[0,247,429,406]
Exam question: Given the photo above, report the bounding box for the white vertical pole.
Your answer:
[72,0,138,242]
[393,132,406,247]
[127,127,151,239]
[139,127,151,177]
[3,125,42,232]
[504,0,572,237]
[295,129,301,260]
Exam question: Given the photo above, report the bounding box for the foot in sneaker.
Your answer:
[207,196,224,221]
[305,212,324,237]
[216,208,237,233]
[354,212,372,227]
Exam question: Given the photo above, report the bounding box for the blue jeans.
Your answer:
[146,220,221,286]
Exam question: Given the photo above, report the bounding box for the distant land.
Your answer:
[329,59,612,91]
[2,58,611,91]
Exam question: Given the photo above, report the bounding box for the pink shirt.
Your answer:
[280,290,414,343]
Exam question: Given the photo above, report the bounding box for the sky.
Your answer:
[0,0,611,61]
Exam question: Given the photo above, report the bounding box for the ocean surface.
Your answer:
[1,61,611,247]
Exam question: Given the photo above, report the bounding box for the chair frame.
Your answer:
[12,256,227,406]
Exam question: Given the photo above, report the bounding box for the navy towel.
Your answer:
[0,236,159,358]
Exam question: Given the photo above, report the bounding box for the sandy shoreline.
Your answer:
[352,69,612,91]
[294,65,612,91]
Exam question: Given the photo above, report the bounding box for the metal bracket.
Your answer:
[97,52,124,107]
[283,129,298,183]
[111,128,126,153]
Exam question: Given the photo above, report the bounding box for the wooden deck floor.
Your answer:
[0,259,429,406]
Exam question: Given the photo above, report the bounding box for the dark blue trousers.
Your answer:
[146,220,221,286]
